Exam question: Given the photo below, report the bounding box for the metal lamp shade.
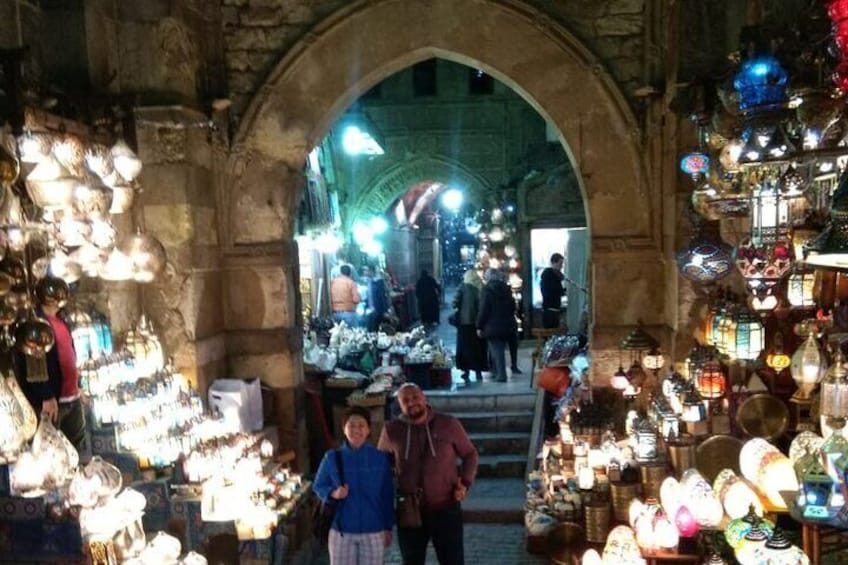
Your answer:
[24,155,77,210]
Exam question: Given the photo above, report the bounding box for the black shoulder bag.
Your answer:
[313,449,345,545]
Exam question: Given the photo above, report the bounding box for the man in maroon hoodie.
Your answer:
[378,383,478,565]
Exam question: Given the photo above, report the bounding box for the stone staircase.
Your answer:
[426,389,537,523]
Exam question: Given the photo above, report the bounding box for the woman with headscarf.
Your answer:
[477,268,517,383]
[452,269,488,385]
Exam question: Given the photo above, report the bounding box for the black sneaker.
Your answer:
[511,366,523,375]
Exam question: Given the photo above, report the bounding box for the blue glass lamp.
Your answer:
[677,220,734,285]
[733,54,788,112]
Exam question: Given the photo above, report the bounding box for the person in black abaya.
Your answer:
[415,269,441,326]
[453,269,488,385]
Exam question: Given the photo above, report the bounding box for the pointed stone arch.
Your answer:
[223,0,669,400]
[350,155,494,224]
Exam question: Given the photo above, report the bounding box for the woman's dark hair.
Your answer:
[340,264,352,277]
[342,405,371,427]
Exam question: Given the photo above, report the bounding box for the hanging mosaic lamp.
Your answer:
[765,333,791,372]
[733,309,764,362]
[677,220,734,285]
[695,359,726,400]
[680,152,710,182]
[733,54,788,112]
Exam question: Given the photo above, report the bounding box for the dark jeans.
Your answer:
[398,503,464,565]
[58,398,88,459]
[508,333,518,369]
[542,309,561,329]
[487,339,507,382]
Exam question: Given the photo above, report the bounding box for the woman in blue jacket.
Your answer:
[314,406,395,564]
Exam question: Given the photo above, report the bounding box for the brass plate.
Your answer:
[737,393,789,441]
[696,434,744,484]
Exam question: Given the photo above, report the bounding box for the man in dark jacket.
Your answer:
[378,383,478,565]
[15,300,86,457]
[540,253,566,328]
[477,269,517,383]
[415,270,441,326]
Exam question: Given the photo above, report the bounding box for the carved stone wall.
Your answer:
[225,0,666,428]
[223,0,648,122]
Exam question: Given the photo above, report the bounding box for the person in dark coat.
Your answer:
[363,265,389,332]
[477,269,517,383]
[540,253,566,328]
[415,270,441,326]
[452,269,487,385]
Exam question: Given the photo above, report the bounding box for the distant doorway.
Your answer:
[529,227,588,333]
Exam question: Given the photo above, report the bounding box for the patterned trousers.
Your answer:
[328,529,384,565]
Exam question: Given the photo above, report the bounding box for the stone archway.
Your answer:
[222,0,669,457]
[351,155,494,225]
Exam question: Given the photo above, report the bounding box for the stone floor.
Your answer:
[308,523,547,565]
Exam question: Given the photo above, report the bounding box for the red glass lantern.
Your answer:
[834,60,848,91]
[696,359,727,399]
[828,0,848,23]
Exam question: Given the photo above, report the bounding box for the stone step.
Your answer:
[462,478,526,524]
[456,411,534,434]
[468,432,530,456]
[476,454,528,478]
[426,391,536,413]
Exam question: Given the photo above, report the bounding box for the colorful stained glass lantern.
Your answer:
[733,310,765,362]
[695,359,727,399]
[800,456,833,508]
[680,152,710,181]
[677,220,734,285]
[766,333,791,371]
[733,54,789,112]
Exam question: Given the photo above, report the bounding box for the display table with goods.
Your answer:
[303,321,456,446]
[0,312,311,564]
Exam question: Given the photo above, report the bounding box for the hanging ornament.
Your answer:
[120,231,167,283]
[110,139,142,182]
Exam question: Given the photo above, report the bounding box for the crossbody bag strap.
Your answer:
[335,448,345,484]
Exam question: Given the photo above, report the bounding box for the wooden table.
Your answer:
[640,549,701,565]
[788,505,848,565]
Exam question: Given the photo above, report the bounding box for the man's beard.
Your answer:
[406,405,425,419]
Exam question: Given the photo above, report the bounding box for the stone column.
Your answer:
[134,106,227,394]
[224,150,309,468]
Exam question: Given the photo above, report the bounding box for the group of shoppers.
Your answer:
[453,268,523,385]
[330,263,390,331]
[314,383,477,565]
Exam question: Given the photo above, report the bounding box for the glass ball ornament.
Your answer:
[14,316,55,357]
[35,275,70,309]
[0,257,26,287]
